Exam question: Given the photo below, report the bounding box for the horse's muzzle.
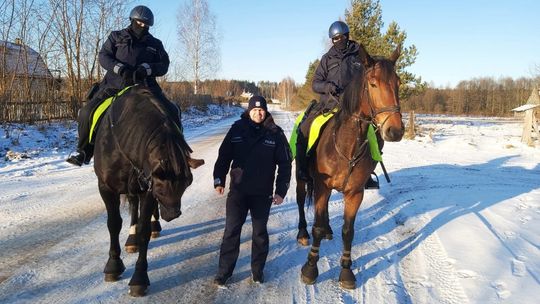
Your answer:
[159,204,182,222]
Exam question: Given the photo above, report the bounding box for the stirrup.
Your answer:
[364,174,380,190]
[66,151,85,167]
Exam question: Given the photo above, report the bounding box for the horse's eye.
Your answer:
[369,78,377,88]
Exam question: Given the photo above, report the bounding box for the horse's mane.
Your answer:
[335,57,395,128]
[121,87,191,179]
[335,65,364,127]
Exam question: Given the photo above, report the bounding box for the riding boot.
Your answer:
[66,143,94,166]
[296,132,309,181]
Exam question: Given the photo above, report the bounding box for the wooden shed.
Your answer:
[0,39,56,102]
[511,87,540,146]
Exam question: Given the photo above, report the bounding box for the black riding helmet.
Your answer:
[328,21,349,38]
[129,5,154,26]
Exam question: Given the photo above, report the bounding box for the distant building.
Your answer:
[511,86,540,146]
[0,39,57,102]
[240,90,253,99]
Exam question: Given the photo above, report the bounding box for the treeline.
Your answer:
[403,77,540,116]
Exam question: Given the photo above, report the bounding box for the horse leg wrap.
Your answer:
[307,246,320,265]
[340,251,352,269]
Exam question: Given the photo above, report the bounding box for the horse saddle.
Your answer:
[289,108,382,162]
[88,85,134,143]
[289,108,338,158]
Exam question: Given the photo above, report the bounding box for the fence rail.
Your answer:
[0,100,78,123]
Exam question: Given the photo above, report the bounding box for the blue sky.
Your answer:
[138,0,540,87]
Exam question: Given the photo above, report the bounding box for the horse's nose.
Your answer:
[384,126,404,142]
[160,204,182,222]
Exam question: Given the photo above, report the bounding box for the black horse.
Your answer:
[93,85,204,297]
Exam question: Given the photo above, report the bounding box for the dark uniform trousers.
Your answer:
[217,189,273,278]
[75,88,119,158]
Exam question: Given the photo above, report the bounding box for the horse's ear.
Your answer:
[390,44,402,64]
[188,157,204,169]
[357,43,374,67]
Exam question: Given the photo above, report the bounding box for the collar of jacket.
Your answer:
[328,40,360,59]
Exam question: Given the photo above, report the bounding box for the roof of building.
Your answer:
[526,86,540,105]
[0,40,51,78]
[511,104,539,112]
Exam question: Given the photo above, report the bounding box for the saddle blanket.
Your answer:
[88,85,134,143]
[289,108,382,161]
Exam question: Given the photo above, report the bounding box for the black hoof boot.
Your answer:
[296,228,310,246]
[301,262,319,285]
[103,257,126,282]
[338,268,356,289]
[151,220,162,238]
[125,234,138,253]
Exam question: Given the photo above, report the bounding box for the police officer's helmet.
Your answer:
[129,5,154,26]
[328,21,349,39]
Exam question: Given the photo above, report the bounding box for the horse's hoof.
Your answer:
[125,234,137,253]
[339,268,356,289]
[129,285,147,297]
[151,221,162,238]
[296,229,310,246]
[104,273,122,282]
[125,245,138,253]
[297,237,309,246]
[103,258,125,281]
[301,274,316,285]
[301,262,319,285]
[339,280,356,289]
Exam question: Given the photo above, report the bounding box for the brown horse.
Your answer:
[297,44,404,289]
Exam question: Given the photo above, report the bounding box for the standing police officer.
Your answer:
[213,96,292,286]
[67,5,171,166]
[296,20,379,189]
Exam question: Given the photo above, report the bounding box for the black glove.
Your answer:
[134,65,148,83]
[325,82,340,95]
[119,66,135,85]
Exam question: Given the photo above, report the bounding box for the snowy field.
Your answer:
[0,105,538,304]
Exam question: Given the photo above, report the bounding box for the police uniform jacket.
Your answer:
[213,112,292,198]
[312,40,362,104]
[99,26,170,92]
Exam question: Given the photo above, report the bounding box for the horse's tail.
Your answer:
[306,179,314,207]
[297,177,314,208]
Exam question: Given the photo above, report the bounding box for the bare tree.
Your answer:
[176,0,220,94]
[278,76,296,109]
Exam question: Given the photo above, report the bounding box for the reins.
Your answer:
[332,65,399,191]
[108,89,185,193]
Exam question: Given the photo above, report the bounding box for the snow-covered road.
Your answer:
[0,109,538,303]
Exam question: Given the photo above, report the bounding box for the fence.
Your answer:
[0,99,78,123]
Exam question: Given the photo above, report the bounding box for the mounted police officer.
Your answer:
[213,96,292,286]
[67,5,172,166]
[296,20,379,189]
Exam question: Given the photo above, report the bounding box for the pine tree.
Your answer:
[345,0,426,99]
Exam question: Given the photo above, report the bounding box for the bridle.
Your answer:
[362,64,401,131]
[108,93,184,194]
[332,63,400,190]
